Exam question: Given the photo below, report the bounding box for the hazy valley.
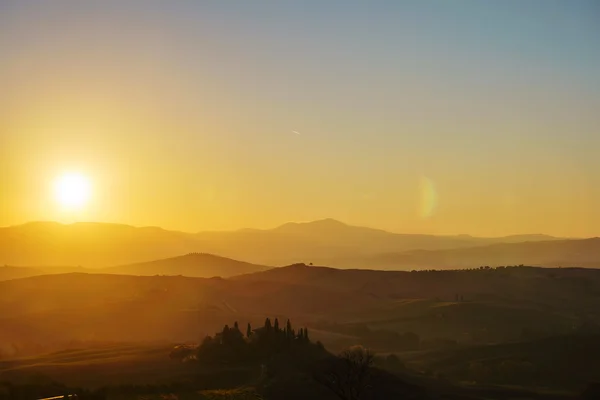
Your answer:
[3,1,599,398]
[1,221,600,398]
[0,220,584,271]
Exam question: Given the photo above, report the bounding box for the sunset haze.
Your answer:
[2,1,599,237]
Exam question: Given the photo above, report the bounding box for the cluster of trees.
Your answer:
[192,318,315,364]
[409,265,529,273]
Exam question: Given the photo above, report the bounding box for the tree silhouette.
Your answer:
[316,346,375,400]
[222,325,230,344]
[298,328,309,343]
[274,318,280,332]
[234,321,239,331]
[196,318,318,366]
[286,319,292,340]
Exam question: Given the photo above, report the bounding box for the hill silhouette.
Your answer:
[0,266,43,281]
[0,222,198,267]
[0,220,568,268]
[103,253,270,278]
[348,237,600,270]
[1,266,599,357]
[0,267,598,397]
[406,333,600,390]
[0,253,266,281]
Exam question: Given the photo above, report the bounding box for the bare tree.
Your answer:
[315,345,375,400]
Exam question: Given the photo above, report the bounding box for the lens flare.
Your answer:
[418,176,437,218]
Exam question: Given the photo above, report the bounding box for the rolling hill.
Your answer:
[0,220,565,268]
[236,263,600,309]
[0,266,43,281]
[345,237,600,270]
[103,253,270,278]
[403,333,600,391]
[1,265,599,358]
[0,271,384,357]
[196,219,565,266]
[0,222,199,267]
[236,263,600,342]
[0,268,597,397]
[0,254,269,281]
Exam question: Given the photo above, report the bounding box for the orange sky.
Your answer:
[1,2,599,237]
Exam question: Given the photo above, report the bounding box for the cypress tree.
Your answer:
[286,319,292,340]
[304,327,309,342]
[234,321,239,331]
[297,328,304,340]
[265,318,272,331]
[246,323,252,338]
[222,325,230,344]
[274,318,280,331]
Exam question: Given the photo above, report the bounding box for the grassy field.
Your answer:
[0,343,265,399]
[0,343,205,388]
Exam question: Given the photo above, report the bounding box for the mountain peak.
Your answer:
[308,218,348,227]
[275,218,348,231]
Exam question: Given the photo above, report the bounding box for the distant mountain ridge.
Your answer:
[0,253,268,281]
[0,219,570,268]
[343,237,600,270]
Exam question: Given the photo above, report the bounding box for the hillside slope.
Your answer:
[405,334,600,390]
[0,270,595,396]
[103,253,270,278]
[0,220,565,267]
[0,266,43,281]
[348,237,600,270]
[0,222,200,267]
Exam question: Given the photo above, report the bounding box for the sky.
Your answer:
[1,1,599,237]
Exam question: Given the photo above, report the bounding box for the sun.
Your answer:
[53,172,92,209]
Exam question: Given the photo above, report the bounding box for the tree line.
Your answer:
[171,318,321,365]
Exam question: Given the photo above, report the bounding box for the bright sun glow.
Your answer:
[53,173,92,209]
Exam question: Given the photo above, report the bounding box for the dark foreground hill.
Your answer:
[235,262,600,308]
[0,268,598,397]
[1,266,600,354]
[404,333,600,392]
[0,333,575,400]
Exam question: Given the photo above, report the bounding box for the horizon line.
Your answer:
[0,219,583,240]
